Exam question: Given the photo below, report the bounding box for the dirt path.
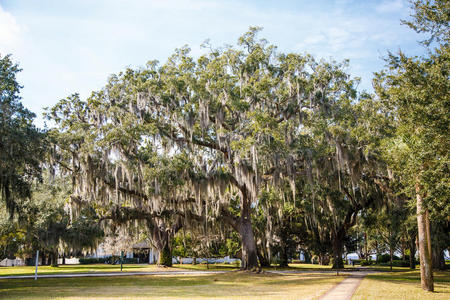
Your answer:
[319,274,365,300]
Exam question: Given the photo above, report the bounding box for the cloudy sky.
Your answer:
[1,0,426,127]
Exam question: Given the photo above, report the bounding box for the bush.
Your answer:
[349,259,362,265]
[379,260,410,267]
[360,260,372,266]
[377,254,400,263]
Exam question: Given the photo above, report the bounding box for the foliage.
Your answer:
[0,54,44,217]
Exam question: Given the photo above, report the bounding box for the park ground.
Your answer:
[0,263,448,299]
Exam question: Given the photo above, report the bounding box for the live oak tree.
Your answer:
[295,71,388,269]
[49,28,373,270]
[131,29,378,269]
[48,28,307,270]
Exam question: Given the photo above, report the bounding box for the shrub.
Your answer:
[377,254,400,263]
[379,260,410,267]
[360,260,372,266]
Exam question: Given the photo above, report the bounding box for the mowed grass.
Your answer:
[0,263,238,277]
[352,270,450,300]
[0,262,364,277]
[0,272,345,299]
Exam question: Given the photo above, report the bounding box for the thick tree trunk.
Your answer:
[158,243,173,267]
[279,244,289,267]
[62,254,66,265]
[239,217,259,270]
[331,232,344,269]
[51,252,58,267]
[416,182,434,291]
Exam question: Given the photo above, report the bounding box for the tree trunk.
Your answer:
[331,232,344,269]
[401,239,406,262]
[62,254,66,265]
[158,243,173,267]
[364,232,369,261]
[389,246,393,272]
[257,247,270,267]
[41,252,46,266]
[239,217,259,270]
[416,182,434,291]
[304,251,312,264]
[279,244,289,267]
[51,252,58,267]
[432,245,446,271]
[375,241,379,264]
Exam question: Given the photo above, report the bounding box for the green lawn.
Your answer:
[0,272,345,299]
[352,270,450,300]
[1,264,448,299]
[0,262,416,278]
[0,263,238,277]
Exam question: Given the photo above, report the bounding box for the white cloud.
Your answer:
[0,4,22,54]
[2,0,424,126]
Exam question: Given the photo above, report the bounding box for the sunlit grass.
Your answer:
[0,262,423,278]
[0,272,345,299]
[0,263,238,277]
[352,270,450,300]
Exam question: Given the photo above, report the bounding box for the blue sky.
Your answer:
[0,0,426,127]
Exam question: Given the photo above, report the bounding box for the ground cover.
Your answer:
[0,272,344,299]
[0,262,417,278]
[352,270,450,300]
[0,263,237,277]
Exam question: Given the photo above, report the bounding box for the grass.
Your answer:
[352,269,450,300]
[0,272,345,299]
[1,263,448,299]
[0,263,238,277]
[0,262,417,278]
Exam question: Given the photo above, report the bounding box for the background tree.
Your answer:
[374,0,449,291]
[0,54,44,217]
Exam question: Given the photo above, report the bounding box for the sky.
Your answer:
[0,0,426,128]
